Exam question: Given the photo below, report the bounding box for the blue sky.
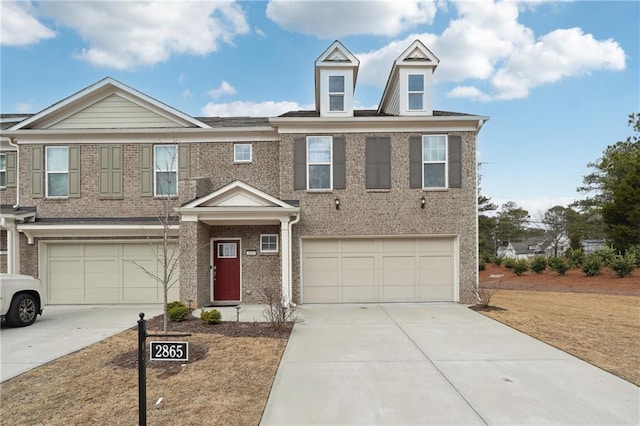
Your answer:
[1,0,638,217]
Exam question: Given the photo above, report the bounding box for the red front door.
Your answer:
[213,240,241,301]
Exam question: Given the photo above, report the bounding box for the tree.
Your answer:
[577,113,640,251]
[477,166,498,259]
[495,201,530,244]
[542,205,569,256]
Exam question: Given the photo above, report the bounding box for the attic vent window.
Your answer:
[329,75,345,112]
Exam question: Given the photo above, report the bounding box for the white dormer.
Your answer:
[315,41,359,118]
[378,40,439,116]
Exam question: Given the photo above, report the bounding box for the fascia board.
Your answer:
[270,116,490,133]
[18,223,178,243]
[181,180,297,209]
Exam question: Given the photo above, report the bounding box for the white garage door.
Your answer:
[44,242,180,304]
[302,238,455,303]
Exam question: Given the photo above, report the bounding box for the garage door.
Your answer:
[302,238,455,303]
[44,242,180,304]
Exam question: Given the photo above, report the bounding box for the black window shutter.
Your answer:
[409,136,422,188]
[366,137,391,189]
[333,136,346,189]
[293,137,306,190]
[448,135,462,188]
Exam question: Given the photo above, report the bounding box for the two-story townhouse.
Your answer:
[0,40,488,307]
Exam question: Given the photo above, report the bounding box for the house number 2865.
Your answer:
[149,341,188,361]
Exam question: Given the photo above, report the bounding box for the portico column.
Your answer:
[1,218,19,274]
[280,218,290,305]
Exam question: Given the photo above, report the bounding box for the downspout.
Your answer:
[287,213,301,306]
[8,137,20,208]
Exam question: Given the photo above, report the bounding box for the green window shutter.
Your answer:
[6,151,17,187]
[68,146,81,198]
[333,136,346,189]
[409,136,422,188]
[366,137,391,189]
[99,146,123,199]
[31,145,44,198]
[178,144,190,181]
[140,144,153,197]
[111,145,123,199]
[448,135,462,188]
[293,137,306,190]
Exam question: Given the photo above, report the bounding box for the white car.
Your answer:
[0,274,44,327]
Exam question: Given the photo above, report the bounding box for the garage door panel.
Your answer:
[303,238,455,304]
[46,242,179,304]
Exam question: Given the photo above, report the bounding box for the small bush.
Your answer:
[200,309,222,324]
[470,286,500,308]
[626,246,640,267]
[530,256,547,274]
[549,256,570,275]
[512,259,529,276]
[167,304,189,322]
[492,256,504,266]
[594,245,616,266]
[581,253,603,276]
[566,248,585,267]
[610,252,637,278]
[479,260,487,271]
[503,258,516,269]
[167,301,186,311]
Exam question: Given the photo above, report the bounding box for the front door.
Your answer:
[213,240,241,301]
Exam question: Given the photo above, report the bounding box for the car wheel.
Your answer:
[6,294,38,327]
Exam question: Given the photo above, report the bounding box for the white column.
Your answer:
[280,218,290,305]
[2,218,19,274]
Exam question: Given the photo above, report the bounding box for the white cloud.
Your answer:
[181,90,193,99]
[255,27,266,38]
[201,100,310,117]
[15,102,35,113]
[354,1,626,101]
[208,81,237,99]
[37,1,250,70]
[266,0,437,38]
[0,1,55,46]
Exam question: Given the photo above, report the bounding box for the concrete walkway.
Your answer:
[260,304,639,425]
[1,304,163,382]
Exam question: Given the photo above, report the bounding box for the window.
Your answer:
[217,242,237,258]
[329,75,345,112]
[307,136,332,190]
[46,146,69,197]
[154,145,177,196]
[260,234,278,253]
[408,74,424,111]
[0,154,5,188]
[234,144,252,162]
[422,135,447,188]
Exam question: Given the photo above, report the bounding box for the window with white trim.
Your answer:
[328,75,345,112]
[46,146,69,197]
[307,136,332,190]
[217,242,237,258]
[234,144,252,162]
[408,74,424,111]
[260,234,278,253]
[154,145,177,196]
[422,135,447,189]
[0,154,5,188]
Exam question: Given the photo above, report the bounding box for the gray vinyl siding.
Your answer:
[365,137,391,189]
[99,145,123,199]
[48,94,180,129]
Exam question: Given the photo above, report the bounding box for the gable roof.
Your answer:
[9,77,209,131]
[314,40,360,112]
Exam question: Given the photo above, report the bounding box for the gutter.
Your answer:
[287,213,301,307]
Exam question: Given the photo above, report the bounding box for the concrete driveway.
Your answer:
[261,304,639,425]
[1,304,162,382]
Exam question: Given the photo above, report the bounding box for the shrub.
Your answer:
[549,256,570,275]
[626,246,640,267]
[167,304,189,322]
[479,260,487,271]
[610,252,637,278]
[512,259,529,276]
[167,301,186,311]
[594,245,616,266]
[581,253,603,276]
[566,248,585,267]
[530,256,547,274]
[503,258,516,269]
[492,255,504,266]
[200,309,222,324]
[470,286,500,309]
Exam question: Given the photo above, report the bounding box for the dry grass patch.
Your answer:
[479,290,640,386]
[1,323,289,425]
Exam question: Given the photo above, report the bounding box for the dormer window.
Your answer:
[408,74,424,111]
[329,76,345,112]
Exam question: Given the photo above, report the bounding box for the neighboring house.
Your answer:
[582,239,606,254]
[0,40,488,307]
[496,238,548,260]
